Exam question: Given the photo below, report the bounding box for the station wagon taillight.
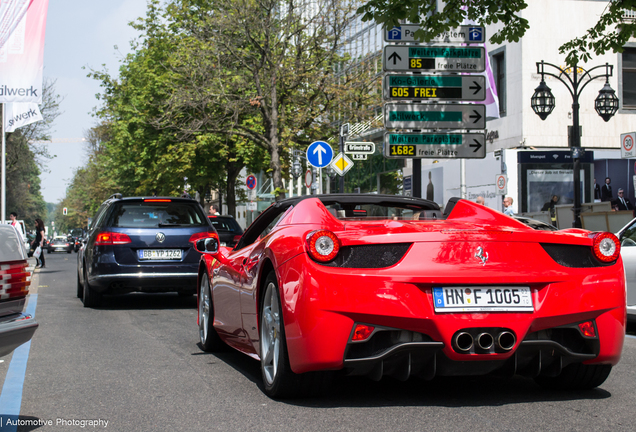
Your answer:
[95,232,132,246]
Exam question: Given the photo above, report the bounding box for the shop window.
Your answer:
[622,47,636,109]
[492,50,506,116]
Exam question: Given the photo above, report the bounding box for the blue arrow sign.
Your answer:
[306,141,333,168]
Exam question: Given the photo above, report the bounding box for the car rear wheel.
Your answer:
[534,363,612,390]
[199,272,223,351]
[82,268,102,308]
[259,272,332,398]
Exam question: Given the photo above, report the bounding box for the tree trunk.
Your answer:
[226,162,242,218]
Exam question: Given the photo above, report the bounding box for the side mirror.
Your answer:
[195,237,219,254]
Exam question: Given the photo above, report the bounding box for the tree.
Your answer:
[357,0,636,65]
[158,0,381,201]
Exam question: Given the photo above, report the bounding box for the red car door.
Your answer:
[212,245,252,348]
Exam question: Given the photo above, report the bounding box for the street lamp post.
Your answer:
[531,61,619,228]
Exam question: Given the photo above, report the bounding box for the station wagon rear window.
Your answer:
[108,202,207,228]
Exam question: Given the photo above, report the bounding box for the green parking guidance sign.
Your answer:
[383,103,486,130]
[384,132,486,159]
[383,45,485,72]
[383,74,486,101]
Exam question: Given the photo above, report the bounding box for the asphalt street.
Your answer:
[1,253,636,431]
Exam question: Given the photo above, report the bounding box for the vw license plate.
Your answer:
[138,249,182,260]
[433,286,533,312]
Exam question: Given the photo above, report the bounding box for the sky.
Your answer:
[39,0,148,203]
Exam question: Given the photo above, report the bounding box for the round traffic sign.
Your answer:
[304,169,313,189]
[246,174,257,190]
[306,141,334,168]
[624,134,634,152]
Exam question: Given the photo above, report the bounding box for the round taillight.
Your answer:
[591,232,620,263]
[306,230,340,262]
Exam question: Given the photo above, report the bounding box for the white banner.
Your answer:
[4,102,42,132]
[0,0,30,51]
[0,0,48,103]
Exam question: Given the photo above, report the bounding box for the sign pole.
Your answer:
[1,103,5,223]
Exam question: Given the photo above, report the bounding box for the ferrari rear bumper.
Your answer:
[278,252,625,376]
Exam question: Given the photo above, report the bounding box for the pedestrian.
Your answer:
[601,177,613,202]
[9,211,18,227]
[209,205,220,215]
[541,194,560,226]
[593,178,601,202]
[33,218,46,269]
[475,196,485,205]
[503,197,515,216]
[613,188,634,211]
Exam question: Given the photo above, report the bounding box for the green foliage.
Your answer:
[4,131,47,227]
[357,0,636,67]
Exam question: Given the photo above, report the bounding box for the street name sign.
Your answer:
[383,45,485,73]
[306,141,333,168]
[344,142,375,154]
[383,75,485,101]
[384,132,486,159]
[385,25,485,44]
[351,153,368,160]
[384,103,486,130]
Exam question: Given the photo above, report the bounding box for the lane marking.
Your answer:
[0,294,38,432]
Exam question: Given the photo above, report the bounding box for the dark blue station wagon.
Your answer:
[77,195,215,307]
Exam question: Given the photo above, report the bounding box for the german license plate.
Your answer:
[138,249,182,260]
[433,286,533,312]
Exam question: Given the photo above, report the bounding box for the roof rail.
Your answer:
[109,193,123,200]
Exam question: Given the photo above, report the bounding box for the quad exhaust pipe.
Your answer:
[453,332,474,352]
[496,331,516,351]
[453,329,516,353]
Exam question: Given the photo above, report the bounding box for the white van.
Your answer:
[6,220,29,249]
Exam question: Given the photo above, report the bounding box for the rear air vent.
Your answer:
[319,243,411,268]
[541,243,615,267]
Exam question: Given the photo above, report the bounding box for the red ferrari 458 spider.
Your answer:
[193,194,625,398]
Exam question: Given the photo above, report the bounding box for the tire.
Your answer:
[67,250,72,254]
[47,249,50,254]
[199,272,224,352]
[259,272,332,398]
[534,363,612,390]
[82,268,102,308]
[76,271,84,298]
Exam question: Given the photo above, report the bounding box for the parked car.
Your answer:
[0,224,38,357]
[194,194,625,398]
[47,236,74,253]
[77,194,216,307]
[6,219,29,249]
[616,217,636,322]
[207,215,243,248]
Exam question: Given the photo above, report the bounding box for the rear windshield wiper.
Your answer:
[158,223,186,227]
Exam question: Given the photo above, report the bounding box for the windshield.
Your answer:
[108,202,207,228]
[323,202,442,221]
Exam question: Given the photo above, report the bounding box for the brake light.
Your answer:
[95,232,132,246]
[306,230,340,262]
[144,199,171,202]
[0,261,30,299]
[352,324,375,341]
[189,231,217,244]
[590,232,620,263]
